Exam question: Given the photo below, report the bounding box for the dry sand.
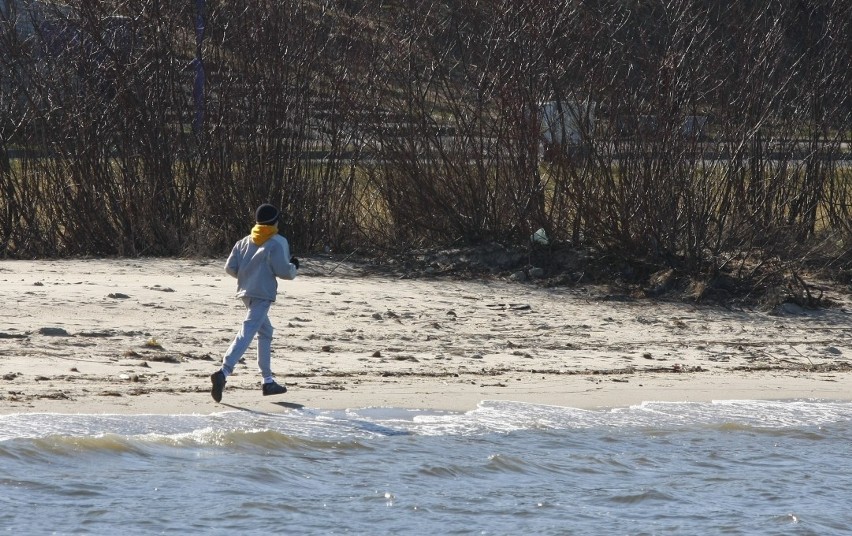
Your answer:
[1,257,850,415]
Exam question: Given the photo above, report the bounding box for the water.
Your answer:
[2,400,851,535]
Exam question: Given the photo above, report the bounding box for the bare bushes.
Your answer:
[0,0,849,291]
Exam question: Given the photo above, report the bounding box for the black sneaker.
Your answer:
[210,370,226,402]
[262,381,287,396]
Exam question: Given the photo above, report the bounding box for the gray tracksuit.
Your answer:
[225,234,297,301]
[221,233,298,379]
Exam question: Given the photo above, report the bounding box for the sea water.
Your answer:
[2,400,851,535]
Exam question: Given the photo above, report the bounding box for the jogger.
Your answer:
[211,203,299,403]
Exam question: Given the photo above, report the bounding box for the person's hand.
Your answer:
[290,256,300,269]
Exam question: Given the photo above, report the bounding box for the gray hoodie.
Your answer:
[225,234,298,301]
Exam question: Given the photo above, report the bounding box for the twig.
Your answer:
[328,248,359,275]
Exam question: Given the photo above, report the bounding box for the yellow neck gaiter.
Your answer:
[251,224,278,246]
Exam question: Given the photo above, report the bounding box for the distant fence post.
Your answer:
[538,99,596,160]
[192,0,206,134]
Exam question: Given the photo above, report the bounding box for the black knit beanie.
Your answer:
[255,204,280,225]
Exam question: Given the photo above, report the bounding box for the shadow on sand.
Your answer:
[219,401,305,414]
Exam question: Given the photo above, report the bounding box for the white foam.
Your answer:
[2,399,850,441]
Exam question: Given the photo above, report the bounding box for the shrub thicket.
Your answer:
[1,0,850,288]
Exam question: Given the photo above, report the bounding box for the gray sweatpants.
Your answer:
[221,297,274,380]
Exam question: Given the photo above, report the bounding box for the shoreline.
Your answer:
[7,372,852,415]
[2,258,850,415]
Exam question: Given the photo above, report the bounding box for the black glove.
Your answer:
[290,256,300,269]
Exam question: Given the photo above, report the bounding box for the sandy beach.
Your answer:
[1,257,850,414]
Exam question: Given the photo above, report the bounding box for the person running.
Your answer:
[210,203,299,402]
